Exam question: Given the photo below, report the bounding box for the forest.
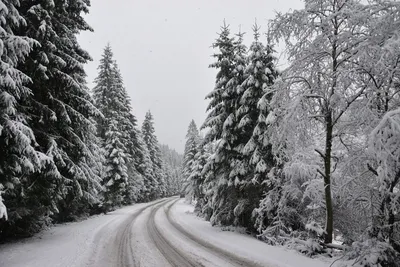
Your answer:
[0,1,182,240]
[182,1,400,266]
[1,0,400,266]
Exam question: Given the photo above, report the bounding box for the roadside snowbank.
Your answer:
[170,199,336,267]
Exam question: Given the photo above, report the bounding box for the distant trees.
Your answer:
[93,47,177,207]
[160,144,184,196]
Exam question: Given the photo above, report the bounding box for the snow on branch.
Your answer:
[369,107,400,189]
[0,191,7,221]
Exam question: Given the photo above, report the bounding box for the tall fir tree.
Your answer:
[201,23,248,226]
[112,63,143,204]
[235,25,278,228]
[103,118,128,208]
[188,142,210,214]
[1,0,103,237]
[0,0,47,234]
[136,130,158,201]
[182,120,200,198]
[92,45,142,208]
[142,111,165,198]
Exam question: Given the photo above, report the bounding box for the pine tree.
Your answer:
[112,63,142,204]
[189,142,210,214]
[1,0,103,236]
[93,45,142,207]
[201,23,247,226]
[136,130,158,201]
[235,25,278,228]
[93,45,115,139]
[0,0,46,235]
[182,120,200,198]
[103,118,128,209]
[142,111,165,198]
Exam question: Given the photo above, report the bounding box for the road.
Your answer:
[86,197,263,267]
[0,197,332,267]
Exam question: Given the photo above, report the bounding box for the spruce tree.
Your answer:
[136,130,158,201]
[182,120,200,198]
[103,118,128,209]
[189,142,210,214]
[93,45,142,207]
[93,45,115,139]
[112,63,142,204]
[142,111,165,198]
[235,25,278,228]
[1,0,102,236]
[201,23,247,226]
[0,0,47,236]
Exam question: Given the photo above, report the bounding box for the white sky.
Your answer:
[78,0,304,153]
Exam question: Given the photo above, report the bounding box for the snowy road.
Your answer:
[0,197,334,267]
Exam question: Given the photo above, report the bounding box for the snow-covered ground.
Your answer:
[169,199,337,267]
[0,199,166,267]
[0,197,341,267]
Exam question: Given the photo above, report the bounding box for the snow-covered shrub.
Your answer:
[287,238,324,257]
[344,239,400,267]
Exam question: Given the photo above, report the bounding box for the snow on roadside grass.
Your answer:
[170,199,336,267]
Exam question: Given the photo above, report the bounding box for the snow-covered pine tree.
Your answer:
[2,0,102,236]
[93,45,142,206]
[201,22,246,226]
[112,63,142,204]
[136,130,158,201]
[142,111,165,198]
[0,0,48,237]
[182,120,200,198]
[189,141,210,214]
[93,45,115,139]
[103,118,128,209]
[235,25,278,228]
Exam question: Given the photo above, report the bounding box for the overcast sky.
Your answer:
[78,0,303,153]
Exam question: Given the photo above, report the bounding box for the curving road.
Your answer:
[83,197,265,267]
[164,199,263,267]
[146,201,205,267]
[0,197,329,267]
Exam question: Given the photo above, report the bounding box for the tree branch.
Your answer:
[367,163,378,176]
[317,169,326,178]
[315,149,325,159]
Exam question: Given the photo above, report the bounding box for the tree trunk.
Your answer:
[324,111,334,244]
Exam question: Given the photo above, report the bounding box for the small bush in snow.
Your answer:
[343,239,400,267]
[287,238,324,257]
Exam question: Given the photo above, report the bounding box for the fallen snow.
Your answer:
[169,199,336,267]
[0,198,343,267]
[0,201,159,267]
[155,201,242,267]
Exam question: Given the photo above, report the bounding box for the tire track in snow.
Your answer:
[147,199,205,267]
[116,199,168,267]
[165,199,264,267]
[86,198,168,267]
